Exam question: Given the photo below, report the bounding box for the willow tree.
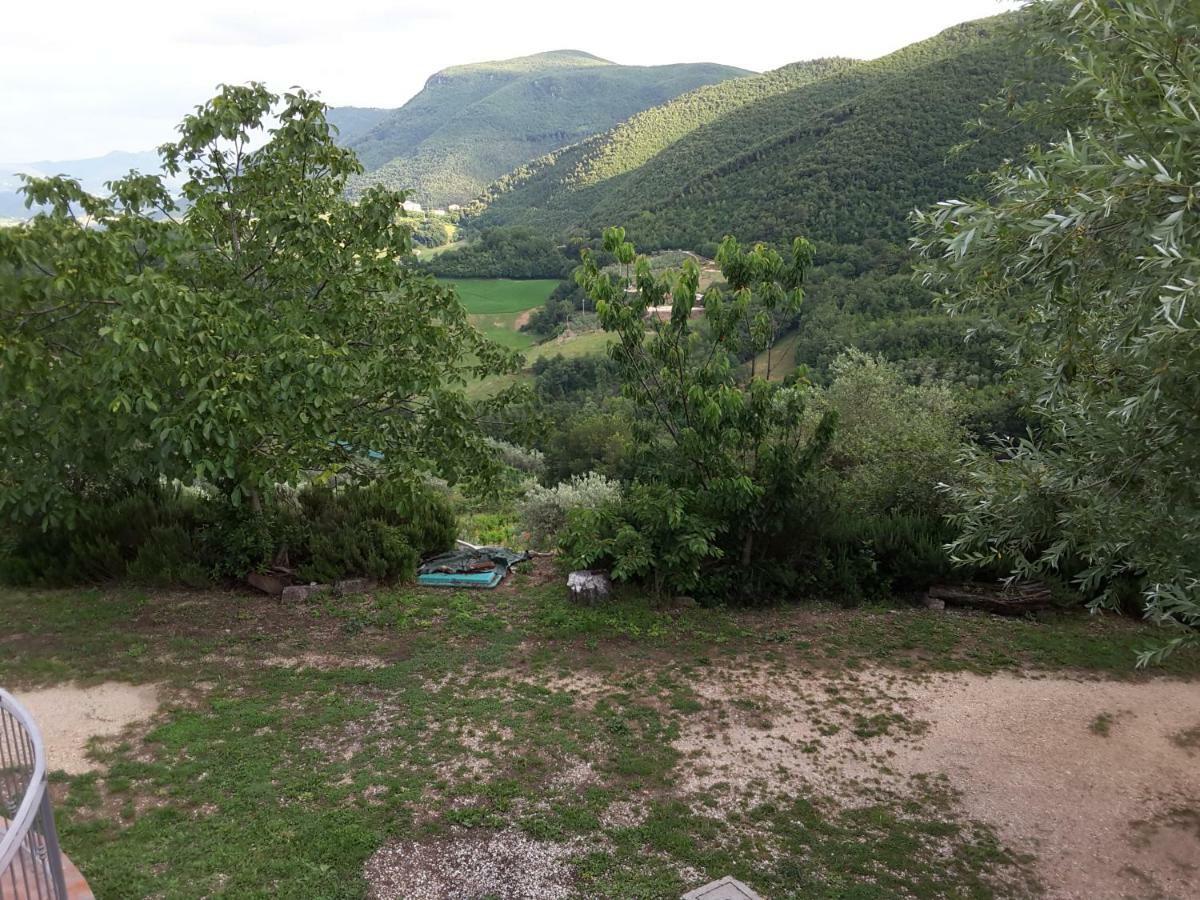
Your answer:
[913,0,1200,660]
[0,84,517,525]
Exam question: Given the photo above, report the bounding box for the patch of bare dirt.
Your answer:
[673,663,1200,899]
[13,682,162,774]
[895,673,1200,900]
[674,664,927,799]
[365,827,580,899]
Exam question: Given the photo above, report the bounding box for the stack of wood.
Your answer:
[925,581,1054,615]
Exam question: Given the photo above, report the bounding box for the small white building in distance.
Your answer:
[448,203,462,211]
[402,199,423,213]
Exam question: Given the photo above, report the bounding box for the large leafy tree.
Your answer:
[567,228,836,597]
[0,84,516,525]
[913,0,1200,659]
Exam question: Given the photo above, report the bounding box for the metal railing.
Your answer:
[0,690,68,900]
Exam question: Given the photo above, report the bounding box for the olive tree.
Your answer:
[913,0,1200,660]
[0,84,517,525]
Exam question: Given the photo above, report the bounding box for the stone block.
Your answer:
[281,583,330,602]
[567,569,612,605]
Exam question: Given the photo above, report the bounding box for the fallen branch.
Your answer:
[926,582,1054,615]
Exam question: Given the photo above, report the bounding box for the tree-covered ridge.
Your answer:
[325,106,394,145]
[344,50,750,206]
[470,57,860,223]
[470,15,1052,250]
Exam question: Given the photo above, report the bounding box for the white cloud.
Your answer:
[0,0,1020,161]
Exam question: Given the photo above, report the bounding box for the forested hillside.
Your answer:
[470,18,1051,250]
[344,50,749,206]
[326,106,394,145]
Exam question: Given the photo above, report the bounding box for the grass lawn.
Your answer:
[441,279,561,317]
[465,329,619,400]
[438,278,560,353]
[3,574,1198,898]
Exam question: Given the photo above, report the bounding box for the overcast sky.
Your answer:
[1,0,1020,162]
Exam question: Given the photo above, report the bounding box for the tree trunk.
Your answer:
[740,531,754,568]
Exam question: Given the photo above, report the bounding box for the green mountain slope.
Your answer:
[345,50,750,207]
[470,17,1049,250]
[326,107,394,145]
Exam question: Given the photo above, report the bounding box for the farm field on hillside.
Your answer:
[441,278,560,350]
[465,328,619,400]
[413,239,465,261]
[3,578,1199,899]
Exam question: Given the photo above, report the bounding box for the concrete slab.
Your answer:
[681,875,763,900]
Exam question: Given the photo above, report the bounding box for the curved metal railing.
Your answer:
[0,690,68,899]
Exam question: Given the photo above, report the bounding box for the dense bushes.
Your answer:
[423,227,573,279]
[0,479,456,588]
[544,330,983,602]
[518,473,621,549]
[0,485,216,588]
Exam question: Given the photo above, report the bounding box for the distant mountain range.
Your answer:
[466,17,1054,252]
[3,50,748,220]
[338,50,750,208]
[0,150,169,219]
[5,21,1049,246]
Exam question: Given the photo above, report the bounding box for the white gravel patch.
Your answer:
[365,827,579,899]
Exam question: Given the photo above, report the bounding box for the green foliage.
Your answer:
[519,472,622,549]
[791,241,1012,389]
[408,215,452,248]
[0,484,212,587]
[530,354,619,401]
[563,482,721,595]
[0,84,517,529]
[820,350,965,518]
[425,227,574,278]
[346,51,747,206]
[536,401,632,485]
[913,0,1200,659]
[293,480,455,583]
[472,17,1053,251]
[523,280,589,339]
[0,478,456,587]
[565,229,837,599]
[487,439,545,476]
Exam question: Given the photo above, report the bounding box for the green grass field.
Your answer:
[749,329,801,381]
[432,278,618,397]
[440,278,560,352]
[442,278,560,316]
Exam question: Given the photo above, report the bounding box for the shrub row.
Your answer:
[0,479,456,588]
